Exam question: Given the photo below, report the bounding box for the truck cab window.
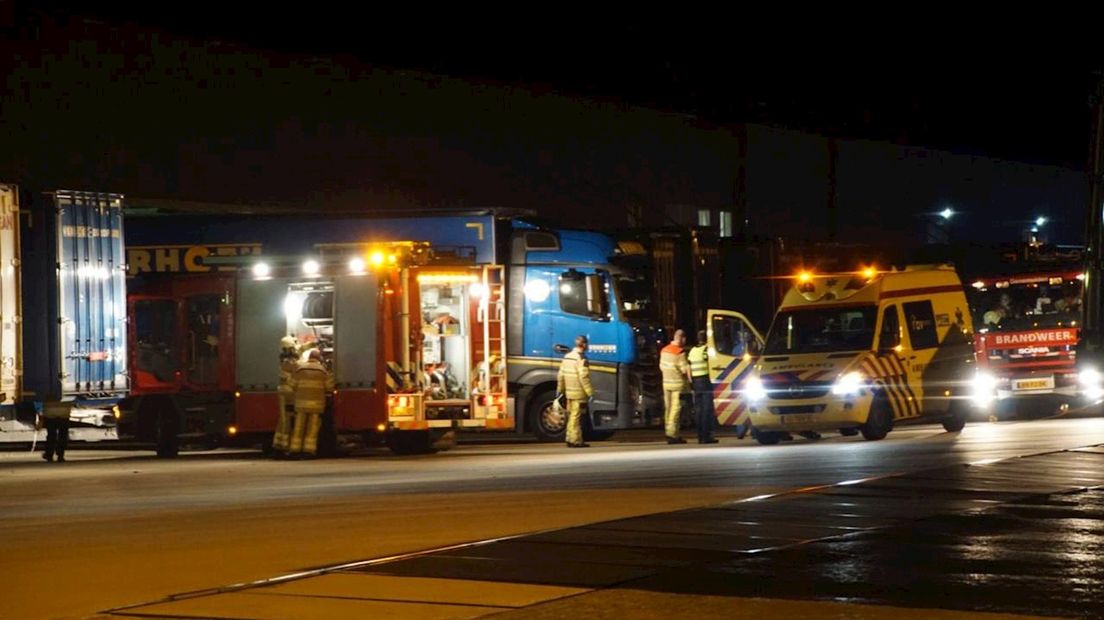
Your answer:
[559,270,609,319]
[134,299,178,383]
[186,295,221,385]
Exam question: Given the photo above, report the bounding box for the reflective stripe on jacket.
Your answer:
[688,345,709,378]
[557,349,594,400]
[659,344,690,392]
[290,361,335,413]
[278,358,298,396]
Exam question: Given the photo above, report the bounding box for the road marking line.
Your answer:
[103,440,1104,617]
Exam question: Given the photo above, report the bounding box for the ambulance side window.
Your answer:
[903,300,938,349]
[878,305,901,351]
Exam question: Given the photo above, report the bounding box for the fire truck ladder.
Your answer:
[474,265,508,424]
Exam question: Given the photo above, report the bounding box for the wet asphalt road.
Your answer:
[3,410,1104,619]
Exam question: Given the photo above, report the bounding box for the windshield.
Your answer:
[968,278,1082,331]
[614,274,653,319]
[763,305,878,355]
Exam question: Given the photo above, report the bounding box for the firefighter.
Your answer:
[287,348,335,458]
[688,330,718,444]
[272,336,300,455]
[660,329,691,444]
[557,334,594,448]
[40,401,73,463]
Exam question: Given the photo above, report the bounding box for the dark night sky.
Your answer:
[16,5,1095,169]
[1,4,1097,244]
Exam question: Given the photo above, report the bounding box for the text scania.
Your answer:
[128,244,262,276]
[993,330,1077,346]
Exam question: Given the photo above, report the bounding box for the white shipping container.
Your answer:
[0,184,20,406]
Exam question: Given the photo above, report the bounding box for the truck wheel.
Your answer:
[860,393,893,441]
[527,389,566,442]
[316,414,339,457]
[753,429,784,445]
[430,430,456,452]
[155,406,180,458]
[942,402,968,433]
[386,431,436,455]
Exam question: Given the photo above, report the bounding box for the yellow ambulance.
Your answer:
[708,265,976,445]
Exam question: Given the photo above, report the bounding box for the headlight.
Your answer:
[971,372,998,406]
[831,371,866,396]
[744,376,767,402]
[1079,367,1104,400]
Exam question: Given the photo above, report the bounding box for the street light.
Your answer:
[940,207,954,220]
[1035,216,1047,227]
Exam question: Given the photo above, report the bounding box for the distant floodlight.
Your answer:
[940,208,954,220]
[1035,216,1047,227]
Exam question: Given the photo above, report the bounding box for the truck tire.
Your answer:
[942,402,968,433]
[753,429,785,445]
[316,413,338,457]
[386,430,437,455]
[860,393,893,441]
[430,430,456,452]
[527,388,567,443]
[155,401,180,458]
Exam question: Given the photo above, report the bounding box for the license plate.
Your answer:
[780,414,816,425]
[1013,377,1053,391]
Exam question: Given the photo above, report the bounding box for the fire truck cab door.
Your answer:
[333,274,378,389]
[706,309,763,428]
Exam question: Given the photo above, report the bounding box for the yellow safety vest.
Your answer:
[688,345,709,378]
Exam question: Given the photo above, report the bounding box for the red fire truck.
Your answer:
[967,256,1084,415]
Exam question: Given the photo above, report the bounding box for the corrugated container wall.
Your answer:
[0,185,21,406]
[21,190,128,403]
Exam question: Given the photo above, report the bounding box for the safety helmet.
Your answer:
[280,335,299,352]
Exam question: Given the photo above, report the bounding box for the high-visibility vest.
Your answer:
[290,361,335,414]
[688,345,709,378]
[557,349,594,401]
[659,344,690,392]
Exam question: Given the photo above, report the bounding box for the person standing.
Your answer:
[272,336,300,456]
[41,401,73,463]
[557,335,594,448]
[688,330,718,444]
[660,330,691,444]
[287,349,334,458]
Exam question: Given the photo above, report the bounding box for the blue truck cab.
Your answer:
[506,223,663,439]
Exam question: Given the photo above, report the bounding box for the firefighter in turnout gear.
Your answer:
[272,336,300,455]
[287,349,335,458]
[688,330,718,444]
[660,329,691,444]
[557,335,594,448]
